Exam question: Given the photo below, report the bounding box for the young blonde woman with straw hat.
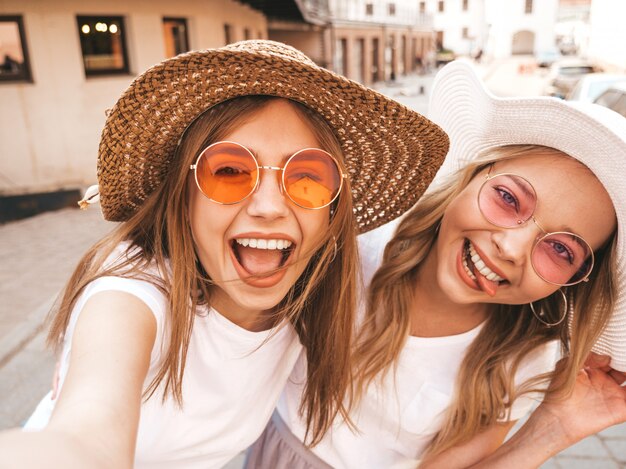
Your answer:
[247,60,626,468]
[0,40,448,468]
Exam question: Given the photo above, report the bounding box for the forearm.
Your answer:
[468,410,572,469]
[0,428,125,469]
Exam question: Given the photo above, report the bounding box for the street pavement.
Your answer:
[1,56,624,468]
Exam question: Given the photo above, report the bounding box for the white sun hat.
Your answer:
[428,59,626,372]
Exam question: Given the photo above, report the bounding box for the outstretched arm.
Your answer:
[0,291,156,469]
[421,355,626,469]
[469,356,626,469]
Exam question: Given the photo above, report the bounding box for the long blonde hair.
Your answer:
[48,96,359,445]
[352,145,617,458]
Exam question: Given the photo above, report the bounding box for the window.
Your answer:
[334,38,348,76]
[224,24,233,45]
[462,27,469,39]
[244,28,251,40]
[463,0,469,11]
[163,18,189,58]
[419,1,426,13]
[525,0,533,14]
[0,15,32,82]
[77,16,129,76]
[438,1,445,13]
[388,3,396,15]
[366,3,373,15]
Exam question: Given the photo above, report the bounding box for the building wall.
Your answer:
[429,0,486,56]
[267,28,326,66]
[326,0,435,84]
[587,0,626,72]
[330,25,434,84]
[0,0,266,196]
[330,0,423,27]
[484,0,558,58]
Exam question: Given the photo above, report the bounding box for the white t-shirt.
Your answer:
[277,220,559,469]
[25,244,303,469]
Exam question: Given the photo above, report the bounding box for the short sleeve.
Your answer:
[505,340,560,421]
[58,275,168,386]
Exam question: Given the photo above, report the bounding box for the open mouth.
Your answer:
[231,237,295,277]
[461,239,508,296]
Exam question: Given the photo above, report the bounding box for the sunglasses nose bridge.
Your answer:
[256,165,285,195]
[529,215,548,236]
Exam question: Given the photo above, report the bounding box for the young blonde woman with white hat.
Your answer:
[247,60,626,468]
[0,40,448,468]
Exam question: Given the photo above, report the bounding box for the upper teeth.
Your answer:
[235,238,293,250]
[468,242,505,282]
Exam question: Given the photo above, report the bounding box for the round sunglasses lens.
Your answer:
[195,143,257,204]
[532,233,593,285]
[478,174,536,227]
[283,150,342,209]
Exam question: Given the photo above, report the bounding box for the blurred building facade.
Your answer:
[555,0,590,56]
[0,0,436,219]
[484,0,559,58]
[327,0,435,83]
[427,0,487,57]
[587,0,626,73]
[424,0,559,59]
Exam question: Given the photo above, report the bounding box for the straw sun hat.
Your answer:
[91,39,449,234]
[428,59,626,371]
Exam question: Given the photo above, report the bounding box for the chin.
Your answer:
[231,283,292,312]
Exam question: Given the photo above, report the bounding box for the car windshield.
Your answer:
[588,81,615,99]
[560,66,594,75]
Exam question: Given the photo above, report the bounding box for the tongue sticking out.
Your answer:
[475,271,499,297]
[236,245,285,276]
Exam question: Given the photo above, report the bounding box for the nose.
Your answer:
[245,169,290,219]
[491,223,541,266]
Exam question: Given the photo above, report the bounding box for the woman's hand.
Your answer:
[538,353,626,444]
[466,354,626,469]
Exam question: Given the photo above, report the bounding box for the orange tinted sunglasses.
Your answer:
[190,141,346,209]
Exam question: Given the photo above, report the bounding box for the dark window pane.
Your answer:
[163,17,189,57]
[0,16,32,83]
[224,24,232,45]
[525,0,533,14]
[77,15,129,76]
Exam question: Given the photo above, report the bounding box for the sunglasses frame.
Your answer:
[477,165,595,286]
[190,140,347,210]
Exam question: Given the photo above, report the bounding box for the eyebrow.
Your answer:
[503,175,536,201]
[567,230,590,252]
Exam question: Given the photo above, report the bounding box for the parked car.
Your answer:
[535,47,562,68]
[544,59,598,99]
[567,73,626,102]
[594,82,626,118]
[558,40,578,56]
[435,49,456,67]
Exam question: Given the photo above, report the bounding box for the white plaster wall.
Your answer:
[330,0,420,26]
[429,0,486,56]
[0,0,266,195]
[587,0,626,72]
[484,0,558,58]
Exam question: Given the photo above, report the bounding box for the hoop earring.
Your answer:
[330,234,338,263]
[530,288,568,327]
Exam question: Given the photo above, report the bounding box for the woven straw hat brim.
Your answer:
[428,59,626,371]
[98,40,449,234]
